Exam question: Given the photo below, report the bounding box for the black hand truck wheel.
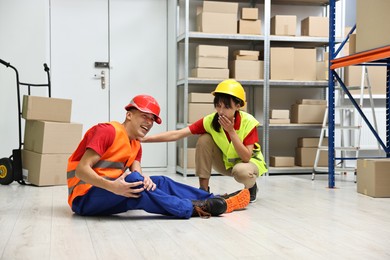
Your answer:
[0,157,14,185]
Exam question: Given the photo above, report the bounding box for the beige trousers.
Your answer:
[195,134,258,188]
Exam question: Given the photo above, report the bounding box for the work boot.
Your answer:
[249,183,258,203]
[224,189,250,213]
[191,197,227,218]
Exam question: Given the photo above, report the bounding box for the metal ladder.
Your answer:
[312,65,379,180]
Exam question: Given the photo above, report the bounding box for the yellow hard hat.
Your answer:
[212,79,246,106]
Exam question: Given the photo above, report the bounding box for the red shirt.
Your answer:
[188,112,259,145]
[71,123,142,162]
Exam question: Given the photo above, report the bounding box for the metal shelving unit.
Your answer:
[176,0,340,177]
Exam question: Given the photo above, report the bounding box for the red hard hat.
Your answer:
[124,95,162,124]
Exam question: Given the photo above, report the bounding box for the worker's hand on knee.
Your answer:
[143,175,156,191]
[112,171,144,198]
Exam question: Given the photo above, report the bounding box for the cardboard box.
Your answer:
[197,12,237,34]
[357,159,390,197]
[203,1,238,14]
[295,147,328,167]
[196,45,229,58]
[189,92,214,103]
[230,60,263,80]
[235,55,258,61]
[356,0,390,53]
[22,95,72,123]
[298,137,328,148]
[294,48,316,81]
[238,19,261,35]
[191,68,229,79]
[271,109,289,119]
[270,47,294,80]
[188,103,215,123]
[316,61,328,80]
[269,118,290,124]
[271,15,296,36]
[178,148,196,169]
[270,156,295,167]
[301,16,329,37]
[242,8,258,20]
[344,66,386,95]
[349,34,356,55]
[233,50,260,56]
[22,149,69,186]
[297,99,327,105]
[291,104,326,124]
[24,120,83,154]
[195,56,228,69]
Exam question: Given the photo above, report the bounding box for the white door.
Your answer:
[50,0,110,131]
[50,0,167,168]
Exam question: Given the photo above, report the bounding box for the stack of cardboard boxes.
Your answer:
[197,1,238,34]
[192,45,229,79]
[238,8,261,35]
[230,50,263,80]
[269,109,290,124]
[295,137,328,167]
[22,95,82,186]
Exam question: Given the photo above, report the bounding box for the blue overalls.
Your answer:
[71,171,215,219]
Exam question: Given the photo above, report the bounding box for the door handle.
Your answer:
[93,70,106,89]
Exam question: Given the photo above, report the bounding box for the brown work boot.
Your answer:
[224,189,250,213]
[191,197,227,218]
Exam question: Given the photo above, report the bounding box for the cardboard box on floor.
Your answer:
[22,149,70,186]
[357,159,390,198]
[22,95,72,122]
[24,120,82,154]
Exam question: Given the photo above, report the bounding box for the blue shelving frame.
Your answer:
[328,0,390,188]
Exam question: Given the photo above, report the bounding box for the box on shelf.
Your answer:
[230,60,263,80]
[24,120,83,154]
[270,47,294,80]
[178,148,196,169]
[235,55,258,61]
[195,56,228,68]
[344,66,386,95]
[270,156,295,167]
[238,19,261,35]
[22,95,72,123]
[22,149,69,186]
[271,109,290,119]
[189,92,214,103]
[233,50,260,57]
[241,7,258,20]
[294,48,316,81]
[203,1,238,14]
[316,61,328,80]
[298,137,328,148]
[188,103,215,123]
[356,0,390,53]
[269,118,290,124]
[291,104,326,124]
[297,99,327,105]
[191,68,229,79]
[301,16,329,37]
[271,15,296,36]
[295,147,328,167]
[196,45,229,58]
[197,12,237,34]
[357,159,390,197]
[349,34,356,55]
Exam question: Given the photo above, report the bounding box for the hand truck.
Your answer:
[0,58,51,185]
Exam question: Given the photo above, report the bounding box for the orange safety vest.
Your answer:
[66,121,140,207]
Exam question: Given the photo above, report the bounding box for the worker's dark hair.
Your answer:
[211,93,241,132]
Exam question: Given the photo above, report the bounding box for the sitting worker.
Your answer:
[66,94,249,218]
[142,80,268,202]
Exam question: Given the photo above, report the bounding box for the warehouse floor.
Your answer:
[1,172,389,259]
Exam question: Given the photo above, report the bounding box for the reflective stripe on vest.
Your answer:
[203,111,268,175]
[66,121,140,207]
